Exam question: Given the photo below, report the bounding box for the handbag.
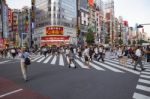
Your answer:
[24,57,31,65]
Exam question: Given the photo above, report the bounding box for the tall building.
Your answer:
[34,0,77,47]
[18,6,31,47]
[104,0,115,45]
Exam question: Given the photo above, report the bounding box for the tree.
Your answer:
[86,28,95,45]
[133,40,136,45]
[128,40,131,45]
[118,39,123,45]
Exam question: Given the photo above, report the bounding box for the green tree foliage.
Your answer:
[128,40,131,45]
[133,40,136,45]
[86,28,95,45]
[119,39,123,45]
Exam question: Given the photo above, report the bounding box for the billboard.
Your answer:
[45,26,64,35]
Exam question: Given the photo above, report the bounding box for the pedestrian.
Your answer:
[68,47,77,68]
[98,45,105,62]
[20,47,30,81]
[134,46,145,71]
[83,46,90,68]
[117,46,124,65]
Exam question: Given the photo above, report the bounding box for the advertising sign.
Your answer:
[45,26,64,35]
[41,36,69,41]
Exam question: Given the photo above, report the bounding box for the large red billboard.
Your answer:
[88,0,94,7]
[45,26,64,35]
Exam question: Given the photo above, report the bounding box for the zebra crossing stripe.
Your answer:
[105,59,140,75]
[89,62,105,71]
[140,75,150,79]
[31,55,43,62]
[66,57,75,67]
[43,55,52,63]
[138,79,150,85]
[133,92,150,99]
[93,60,124,73]
[59,54,64,66]
[51,56,57,64]
[37,56,47,62]
[0,60,11,64]
[142,72,150,75]
[136,84,150,92]
[75,59,89,69]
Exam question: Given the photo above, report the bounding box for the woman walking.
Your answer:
[20,48,30,81]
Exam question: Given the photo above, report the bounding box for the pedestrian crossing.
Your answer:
[133,68,150,99]
[28,54,150,74]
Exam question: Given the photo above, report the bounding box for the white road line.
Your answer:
[37,56,46,62]
[43,55,52,64]
[93,60,124,73]
[75,55,80,58]
[140,75,150,79]
[0,89,23,98]
[109,58,141,70]
[31,55,43,62]
[105,59,140,75]
[0,60,11,64]
[59,54,64,66]
[138,79,150,85]
[136,85,150,92]
[142,72,150,75]
[66,57,75,67]
[133,92,150,99]
[75,59,89,69]
[89,62,105,71]
[51,56,57,64]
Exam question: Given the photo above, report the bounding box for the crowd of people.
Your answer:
[0,44,150,81]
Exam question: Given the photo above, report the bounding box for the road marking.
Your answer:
[133,92,150,99]
[89,62,105,71]
[75,59,89,69]
[31,55,43,62]
[43,55,52,64]
[37,56,47,62]
[142,72,150,75]
[136,84,150,92]
[138,79,150,85]
[0,60,11,64]
[105,59,140,75]
[66,57,75,67]
[140,75,150,79]
[51,56,57,64]
[0,89,23,98]
[110,58,141,70]
[93,60,124,73]
[59,54,64,66]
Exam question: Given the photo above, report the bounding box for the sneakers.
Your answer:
[141,68,146,71]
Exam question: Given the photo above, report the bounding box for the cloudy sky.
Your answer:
[6,0,150,36]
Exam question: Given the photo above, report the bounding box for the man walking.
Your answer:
[134,46,145,71]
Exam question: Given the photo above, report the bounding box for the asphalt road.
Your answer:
[0,60,141,99]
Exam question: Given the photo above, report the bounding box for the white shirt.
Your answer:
[135,49,142,57]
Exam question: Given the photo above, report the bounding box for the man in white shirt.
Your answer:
[134,46,145,71]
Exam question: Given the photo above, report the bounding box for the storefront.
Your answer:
[41,36,70,46]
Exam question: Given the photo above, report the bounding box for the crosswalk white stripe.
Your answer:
[133,92,150,99]
[51,56,57,64]
[0,60,11,64]
[43,55,52,64]
[59,54,64,66]
[37,56,47,62]
[136,84,150,92]
[93,60,124,73]
[75,59,89,69]
[66,57,75,67]
[29,55,40,60]
[31,55,43,62]
[109,58,141,70]
[138,79,150,85]
[105,59,140,75]
[140,75,150,79]
[89,62,105,71]
[142,72,150,75]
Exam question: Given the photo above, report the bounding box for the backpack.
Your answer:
[24,57,31,65]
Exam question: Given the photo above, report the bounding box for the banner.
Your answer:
[45,26,64,35]
[41,36,69,41]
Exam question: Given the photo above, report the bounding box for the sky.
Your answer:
[6,0,150,36]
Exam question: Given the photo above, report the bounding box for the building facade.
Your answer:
[34,0,77,47]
